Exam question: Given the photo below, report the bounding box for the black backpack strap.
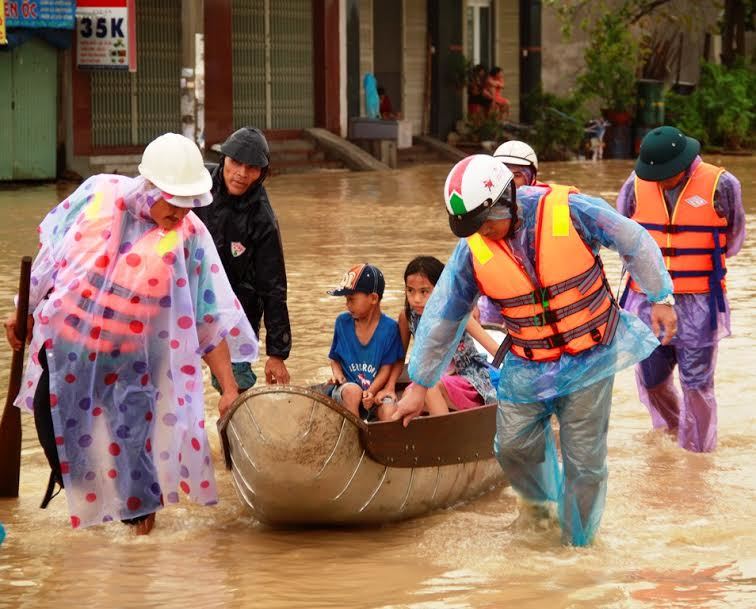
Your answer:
[40,472,63,509]
[33,346,65,509]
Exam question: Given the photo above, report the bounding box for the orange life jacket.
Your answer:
[629,162,727,295]
[53,223,176,354]
[468,184,619,363]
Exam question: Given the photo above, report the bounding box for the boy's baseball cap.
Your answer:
[328,263,385,298]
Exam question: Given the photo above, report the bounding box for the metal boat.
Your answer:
[217,384,507,526]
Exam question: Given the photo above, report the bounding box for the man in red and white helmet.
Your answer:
[393,154,677,547]
[493,140,543,188]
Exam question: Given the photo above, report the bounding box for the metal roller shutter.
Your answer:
[232,0,313,129]
[91,0,181,147]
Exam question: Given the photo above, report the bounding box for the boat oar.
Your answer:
[0,256,33,498]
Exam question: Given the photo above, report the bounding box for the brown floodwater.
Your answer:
[0,158,753,608]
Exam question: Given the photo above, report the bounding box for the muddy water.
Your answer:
[0,158,753,608]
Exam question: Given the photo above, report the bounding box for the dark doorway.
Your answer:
[373,0,403,114]
[346,0,361,119]
[519,0,541,123]
[428,0,463,140]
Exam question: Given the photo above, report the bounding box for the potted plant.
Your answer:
[576,14,640,125]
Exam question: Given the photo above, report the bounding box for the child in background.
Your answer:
[377,256,499,414]
[484,67,510,118]
[326,263,404,421]
[377,86,397,120]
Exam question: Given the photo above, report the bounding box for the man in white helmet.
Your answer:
[493,140,543,188]
[494,140,545,188]
[393,154,677,546]
[480,140,545,324]
[5,133,258,535]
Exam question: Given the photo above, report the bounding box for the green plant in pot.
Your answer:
[576,13,640,124]
[448,52,472,90]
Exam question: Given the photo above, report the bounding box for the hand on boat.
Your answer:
[218,388,240,418]
[265,356,290,385]
[392,386,427,427]
[362,390,375,409]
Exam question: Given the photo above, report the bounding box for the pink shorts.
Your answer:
[406,376,484,411]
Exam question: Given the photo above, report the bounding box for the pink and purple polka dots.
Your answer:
[15,174,258,529]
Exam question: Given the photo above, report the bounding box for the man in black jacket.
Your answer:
[196,127,291,387]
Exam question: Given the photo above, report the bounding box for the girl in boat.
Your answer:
[377,256,499,414]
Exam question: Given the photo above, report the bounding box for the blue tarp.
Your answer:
[5,0,76,30]
[0,28,74,50]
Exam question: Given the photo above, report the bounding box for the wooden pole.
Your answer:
[0,256,33,498]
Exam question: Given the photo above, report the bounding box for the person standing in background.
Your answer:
[618,126,745,452]
[196,127,292,389]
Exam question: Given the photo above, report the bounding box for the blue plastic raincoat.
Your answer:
[408,186,673,545]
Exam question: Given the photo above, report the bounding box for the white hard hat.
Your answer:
[138,133,213,206]
[444,154,515,237]
[493,140,539,170]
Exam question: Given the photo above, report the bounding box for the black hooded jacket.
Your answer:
[194,160,291,359]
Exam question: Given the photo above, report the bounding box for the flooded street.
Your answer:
[0,158,753,608]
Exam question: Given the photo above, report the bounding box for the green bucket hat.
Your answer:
[635,126,700,181]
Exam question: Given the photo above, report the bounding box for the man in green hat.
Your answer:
[617,126,745,452]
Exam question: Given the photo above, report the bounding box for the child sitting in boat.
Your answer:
[325,263,405,421]
[376,256,499,414]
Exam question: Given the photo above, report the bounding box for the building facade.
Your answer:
[2,0,526,180]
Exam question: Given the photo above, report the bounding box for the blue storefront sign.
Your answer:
[5,0,76,29]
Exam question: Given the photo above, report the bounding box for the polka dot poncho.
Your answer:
[15,175,259,529]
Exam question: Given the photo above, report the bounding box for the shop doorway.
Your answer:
[373,0,402,115]
[0,38,58,180]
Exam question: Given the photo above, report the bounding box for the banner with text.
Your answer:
[5,0,76,29]
[0,1,6,44]
[76,0,136,72]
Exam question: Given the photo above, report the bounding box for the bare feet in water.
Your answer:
[134,513,156,535]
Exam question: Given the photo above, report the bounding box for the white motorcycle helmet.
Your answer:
[138,133,213,207]
[444,154,516,238]
[493,140,539,183]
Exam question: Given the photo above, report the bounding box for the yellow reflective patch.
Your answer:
[157,230,179,256]
[468,233,494,264]
[85,191,103,220]
[552,204,570,237]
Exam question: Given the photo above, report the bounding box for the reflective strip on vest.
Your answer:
[630,162,727,295]
[469,184,618,362]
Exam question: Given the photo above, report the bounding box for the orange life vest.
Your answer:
[629,162,727,295]
[468,184,619,363]
[53,221,176,354]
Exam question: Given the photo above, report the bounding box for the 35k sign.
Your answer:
[76,0,136,71]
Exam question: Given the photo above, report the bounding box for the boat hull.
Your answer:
[219,386,507,526]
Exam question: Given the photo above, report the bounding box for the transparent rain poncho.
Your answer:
[15,175,258,529]
[616,157,745,453]
[408,187,672,402]
[407,187,673,545]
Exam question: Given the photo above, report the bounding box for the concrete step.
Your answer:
[268,138,316,152]
[270,138,347,174]
[85,137,345,178]
[271,160,348,175]
[397,144,449,166]
[92,163,140,177]
[270,149,326,163]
